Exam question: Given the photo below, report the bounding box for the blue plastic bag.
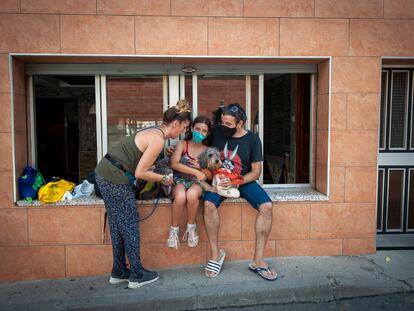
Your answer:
[18,166,45,200]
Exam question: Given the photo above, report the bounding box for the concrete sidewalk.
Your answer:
[1,250,413,311]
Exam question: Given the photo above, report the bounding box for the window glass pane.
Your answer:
[197,75,246,122]
[106,77,164,151]
[411,73,414,149]
[184,75,193,106]
[390,71,408,149]
[377,169,384,231]
[387,169,404,230]
[408,170,414,230]
[34,75,96,183]
[251,76,259,134]
[379,71,387,149]
[263,74,310,184]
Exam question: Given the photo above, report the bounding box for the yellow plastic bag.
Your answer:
[38,179,75,203]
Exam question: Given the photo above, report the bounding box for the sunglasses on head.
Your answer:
[224,105,246,121]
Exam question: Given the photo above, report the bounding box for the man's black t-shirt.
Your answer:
[208,125,262,176]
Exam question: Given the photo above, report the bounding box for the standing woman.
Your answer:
[95,100,192,289]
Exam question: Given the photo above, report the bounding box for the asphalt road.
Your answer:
[203,292,414,311]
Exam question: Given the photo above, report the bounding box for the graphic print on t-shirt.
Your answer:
[221,142,242,175]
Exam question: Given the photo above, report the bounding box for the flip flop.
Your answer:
[248,263,278,281]
[204,249,226,278]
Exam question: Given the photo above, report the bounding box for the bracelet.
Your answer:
[161,174,168,183]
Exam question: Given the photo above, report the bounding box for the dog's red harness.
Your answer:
[214,168,244,185]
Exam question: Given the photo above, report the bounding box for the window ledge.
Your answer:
[15,188,327,207]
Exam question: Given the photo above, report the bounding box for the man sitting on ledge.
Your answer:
[203,103,277,281]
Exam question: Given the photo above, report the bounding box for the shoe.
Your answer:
[204,249,226,278]
[248,263,278,281]
[128,268,159,289]
[167,226,179,249]
[183,223,199,248]
[109,268,130,284]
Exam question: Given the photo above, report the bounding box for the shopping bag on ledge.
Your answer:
[18,166,45,201]
[38,179,75,203]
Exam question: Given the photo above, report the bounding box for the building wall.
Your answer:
[1,0,413,281]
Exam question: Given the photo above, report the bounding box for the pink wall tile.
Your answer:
[317,94,329,130]
[0,132,13,170]
[277,239,342,256]
[0,0,20,13]
[330,130,378,166]
[0,14,60,53]
[345,167,377,203]
[14,131,28,172]
[141,242,207,269]
[12,57,25,96]
[136,16,207,55]
[347,93,379,130]
[13,94,26,132]
[331,93,347,130]
[0,170,14,207]
[217,240,275,261]
[315,0,383,18]
[241,203,309,240]
[343,238,376,255]
[318,60,330,95]
[98,0,170,16]
[0,209,27,246]
[0,246,65,281]
[21,0,97,14]
[61,15,135,54]
[329,166,345,202]
[0,54,10,94]
[310,203,376,238]
[28,208,101,245]
[332,57,381,93]
[66,245,112,277]
[316,130,328,165]
[0,93,11,132]
[280,18,349,56]
[384,0,414,18]
[244,0,314,17]
[350,19,414,56]
[209,17,279,56]
[171,0,243,16]
[270,204,311,240]
[316,163,328,194]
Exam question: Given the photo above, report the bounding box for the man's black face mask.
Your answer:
[221,124,237,138]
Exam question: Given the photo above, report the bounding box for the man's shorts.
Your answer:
[202,181,272,210]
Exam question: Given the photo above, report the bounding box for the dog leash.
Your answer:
[103,190,164,243]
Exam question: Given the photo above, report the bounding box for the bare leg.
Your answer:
[252,202,276,278]
[203,200,220,277]
[185,184,202,224]
[171,185,186,227]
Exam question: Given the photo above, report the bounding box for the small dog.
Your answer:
[137,157,173,200]
[175,147,222,193]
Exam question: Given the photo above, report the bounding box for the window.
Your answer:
[262,74,311,185]
[33,75,96,183]
[25,62,316,201]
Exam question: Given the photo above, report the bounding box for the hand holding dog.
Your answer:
[161,173,174,186]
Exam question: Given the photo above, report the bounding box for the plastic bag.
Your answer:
[38,179,75,203]
[18,166,45,200]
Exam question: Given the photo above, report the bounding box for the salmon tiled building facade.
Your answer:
[1,0,414,281]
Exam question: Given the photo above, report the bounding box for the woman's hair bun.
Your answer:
[175,99,191,114]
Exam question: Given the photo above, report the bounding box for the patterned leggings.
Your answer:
[95,174,142,276]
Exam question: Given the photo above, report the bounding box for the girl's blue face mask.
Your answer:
[192,130,207,144]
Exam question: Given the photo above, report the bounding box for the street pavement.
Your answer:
[0,250,413,311]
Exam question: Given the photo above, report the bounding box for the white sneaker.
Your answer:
[183,223,199,248]
[167,226,179,249]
